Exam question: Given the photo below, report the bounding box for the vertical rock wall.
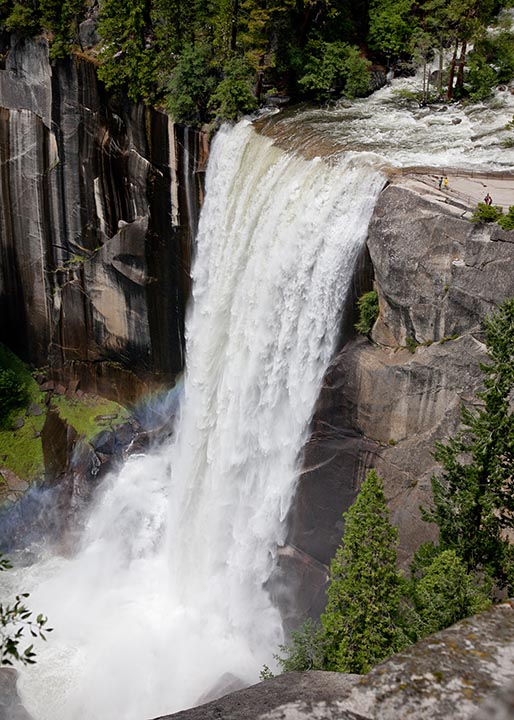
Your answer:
[0,35,205,401]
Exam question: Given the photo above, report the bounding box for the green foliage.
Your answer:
[368,0,416,58]
[97,0,157,103]
[2,0,510,106]
[498,206,514,231]
[0,370,28,426]
[466,53,498,101]
[299,41,370,100]
[0,344,44,479]
[209,55,258,122]
[51,395,129,441]
[166,43,217,126]
[0,343,33,428]
[40,0,86,59]
[320,470,406,673]
[471,202,504,223]
[259,664,275,680]
[3,1,39,35]
[0,413,45,483]
[406,548,490,639]
[422,298,514,590]
[405,336,418,353]
[467,27,514,100]
[275,618,325,672]
[355,290,379,337]
[0,553,52,667]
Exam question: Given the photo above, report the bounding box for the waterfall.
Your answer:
[12,120,386,720]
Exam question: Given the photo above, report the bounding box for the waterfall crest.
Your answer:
[14,120,386,720]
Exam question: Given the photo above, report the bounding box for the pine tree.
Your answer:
[97,0,157,103]
[320,469,406,673]
[423,298,514,590]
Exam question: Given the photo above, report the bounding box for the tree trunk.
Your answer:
[230,0,238,52]
[455,40,467,92]
[446,39,459,100]
[438,37,443,96]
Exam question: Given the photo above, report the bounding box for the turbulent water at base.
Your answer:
[6,120,386,720]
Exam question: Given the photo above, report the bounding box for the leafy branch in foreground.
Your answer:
[0,553,52,666]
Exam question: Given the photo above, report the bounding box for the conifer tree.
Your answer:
[320,469,406,673]
[423,299,514,590]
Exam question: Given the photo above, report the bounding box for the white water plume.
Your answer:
[10,120,385,720]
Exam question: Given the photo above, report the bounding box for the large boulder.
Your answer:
[369,183,514,346]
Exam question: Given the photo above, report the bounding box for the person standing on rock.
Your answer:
[443,176,449,190]
[438,177,443,190]
[484,193,492,205]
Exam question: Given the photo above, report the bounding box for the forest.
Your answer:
[1,0,514,124]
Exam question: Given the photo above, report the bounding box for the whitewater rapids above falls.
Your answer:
[255,80,514,173]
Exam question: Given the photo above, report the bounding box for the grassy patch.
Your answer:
[0,344,46,482]
[440,334,459,344]
[405,337,418,354]
[0,344,130,485]
[0,414,46,482]
[51,395,130,441]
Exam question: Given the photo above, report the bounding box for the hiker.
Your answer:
[443,176,449,190]
[438,177,443,190]
[484,193,492,205]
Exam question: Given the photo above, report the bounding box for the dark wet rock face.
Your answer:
[0,36,204,401]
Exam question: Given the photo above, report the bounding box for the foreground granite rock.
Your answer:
[153,603,514,720]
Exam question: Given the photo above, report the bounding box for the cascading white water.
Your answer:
[7,119,386,720]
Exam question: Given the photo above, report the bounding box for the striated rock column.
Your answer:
[0,36,206,401]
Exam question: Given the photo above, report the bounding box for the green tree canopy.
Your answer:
[423,298,514,590]
[407,548,490,639]
[321,469,406,673]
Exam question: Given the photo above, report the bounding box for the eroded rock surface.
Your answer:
[370,183,514,346]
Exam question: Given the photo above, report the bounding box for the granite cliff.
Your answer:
[0,34,205,403]
[285,176,514,621]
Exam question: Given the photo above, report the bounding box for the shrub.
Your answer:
[299,41,370,100]
[166,43,217,127]
[0,552,52,666]
[405,336,418,353]
[0,369,28,426]
[209,56,258,122]
[406,549,490,640]
[355,290,379,337]
[498,206,514,231]
[275,618,325,672]
[3,2,40,35]
[471,203,503,224]
[320,470,406,673]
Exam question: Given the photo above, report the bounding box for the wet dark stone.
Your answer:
[27,403,43,416]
